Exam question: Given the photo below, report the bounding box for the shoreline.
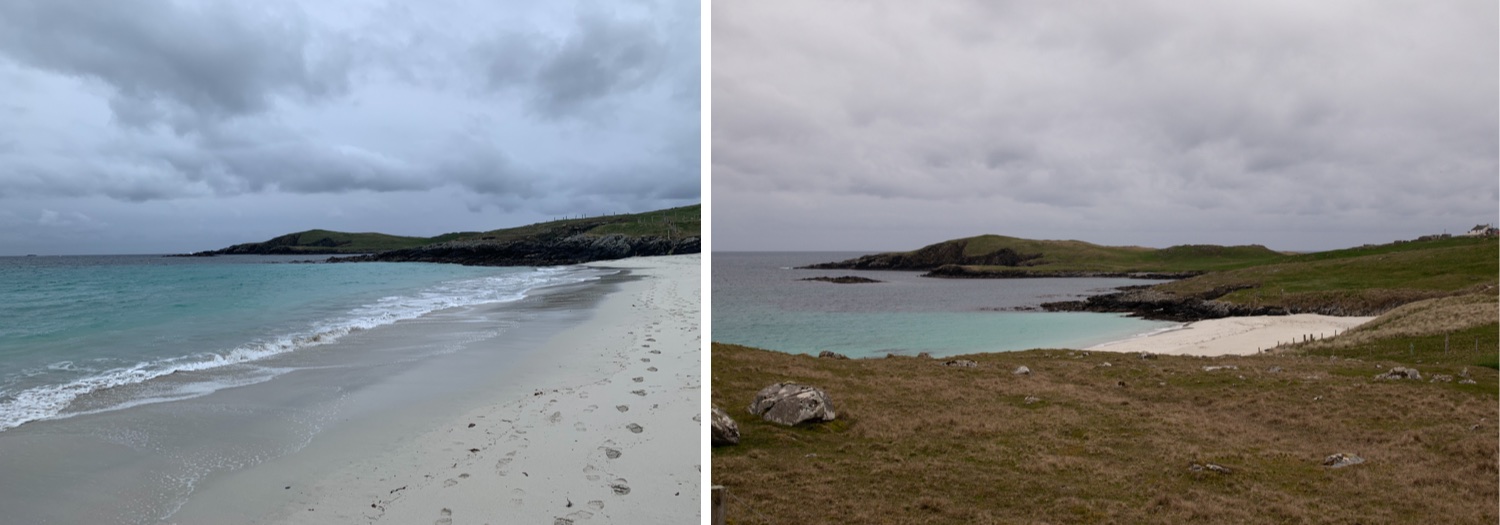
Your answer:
[167,254,700,524]
[1085,313,1376,356]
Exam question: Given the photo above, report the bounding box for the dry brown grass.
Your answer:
[1315,293,1499,348]
[711,343,1498,525]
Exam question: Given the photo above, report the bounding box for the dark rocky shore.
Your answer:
[328,234,699,266]
[1040,285,1291,322]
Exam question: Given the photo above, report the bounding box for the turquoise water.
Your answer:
[0,255,598,431]
[712,252,1180,358]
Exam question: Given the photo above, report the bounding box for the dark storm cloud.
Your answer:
[713,0,1497,251]
[0,0,346,131]
[0,0,698,255]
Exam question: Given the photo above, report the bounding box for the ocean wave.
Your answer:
[0,266,597,432]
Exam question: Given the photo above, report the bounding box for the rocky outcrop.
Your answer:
[711,406,740,446]
[747,383,837,426]
[1040,286,1286,322]
[801,239,1041,271]
[800,276,883,284]
[817,351,850,359]
[1375,367,1421,380]
[331,234,699,267]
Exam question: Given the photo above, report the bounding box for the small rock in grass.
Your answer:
[1322,453,1365,468]
[1013,365,1031,375]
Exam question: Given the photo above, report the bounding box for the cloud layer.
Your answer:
[0,0,698,254]
[713,1,1497,251]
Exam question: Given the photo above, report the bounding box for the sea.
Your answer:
[0,254,614,524]
[712,252,1181,358]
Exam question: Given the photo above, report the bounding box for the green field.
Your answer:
[1155,236,1498,312]
[960,234,1288,273]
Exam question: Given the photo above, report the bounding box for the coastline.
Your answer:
[1086,313,1376,356]
[165,254,700,524]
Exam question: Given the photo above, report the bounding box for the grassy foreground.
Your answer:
[711,335,1497,524]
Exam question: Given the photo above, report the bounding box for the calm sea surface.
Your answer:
[712,252,1179,358]
[0,254,598,432]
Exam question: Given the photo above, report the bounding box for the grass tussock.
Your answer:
[711,342,1498,525]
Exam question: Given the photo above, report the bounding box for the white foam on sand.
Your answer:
[1086,313,1376,356]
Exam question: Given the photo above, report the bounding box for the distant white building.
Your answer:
[1464,224,1497,237]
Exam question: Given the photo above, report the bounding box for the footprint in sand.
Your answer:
[574,421,587,432]
[588,500,604,510]
[512,487,525,506]
[566,510,595,521]
[603,447,621,459]
[626,423,643,434]
[435,507,452,525]
[632,377,644,383]
[609,479,631,495]
[649,350,661,354]
[647,367,657,372]
[640,358,650,363]
[443,478,458,488]
[630,390,646,396]
[616,405,629,412]
[497,451,517,476]
[548,411,562,424]
[646,338,656,342]
[583,464,601,481]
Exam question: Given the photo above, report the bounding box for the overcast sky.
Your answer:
[0,0,698,255]
[713,1,1498,252]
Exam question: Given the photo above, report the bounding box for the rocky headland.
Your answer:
[330,234,699,266]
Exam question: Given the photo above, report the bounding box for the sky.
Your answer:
[712,1,1499,252]
[0,0,699,255]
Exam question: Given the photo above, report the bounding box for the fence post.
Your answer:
[712,485,726,525]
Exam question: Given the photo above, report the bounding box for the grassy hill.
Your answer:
[807,235,1287,275]
[1154,236,1498,313]
[964,235,1288,273]
[209,205,699,255]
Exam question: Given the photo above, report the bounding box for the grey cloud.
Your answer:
[479,7,686,119]
[0,0,346,132]
[714,0,1496,251]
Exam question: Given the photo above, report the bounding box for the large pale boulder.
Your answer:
[747,383,837,426]
[711,406,740,446]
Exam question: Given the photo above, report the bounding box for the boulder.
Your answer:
[941,359,978,368]
[747,383,837,426]
[1322,453,1365,468]
[1013,365,1031,375]
[711,406,740,446]
[1375,367,1421,380]
[817,351,849,360]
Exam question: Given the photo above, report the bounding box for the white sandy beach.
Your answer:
[1088,314,1375,356]
[258,254,701,524]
